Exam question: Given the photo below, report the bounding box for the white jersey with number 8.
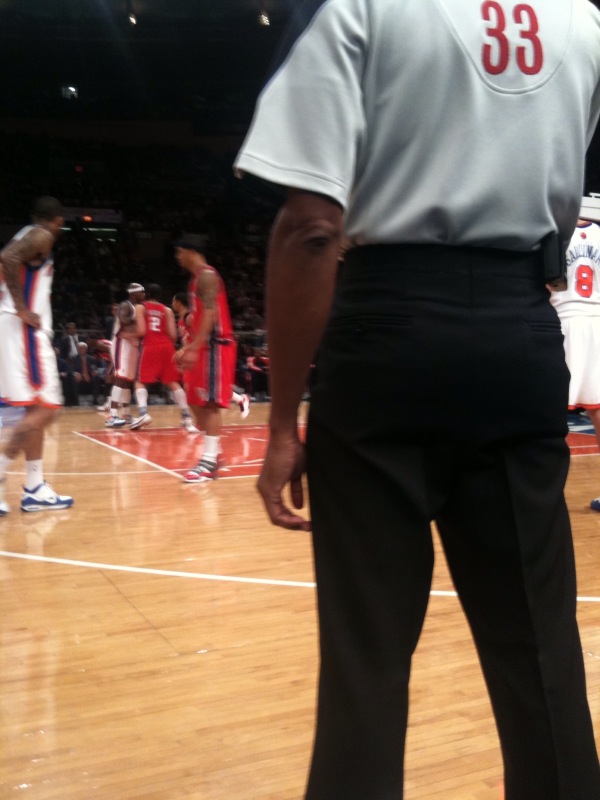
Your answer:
[550,221,600,318]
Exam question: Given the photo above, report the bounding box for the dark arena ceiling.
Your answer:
[0,0,290,39]
[1,0,600,120]
[0,0,292,130]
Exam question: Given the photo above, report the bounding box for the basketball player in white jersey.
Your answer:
[235,1,600,797]
[0,196,73,514]
[105,283,145,428]
[550,218,600,509]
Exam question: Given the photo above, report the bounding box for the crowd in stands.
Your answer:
[0,128,276,405]
[0,128,273,334]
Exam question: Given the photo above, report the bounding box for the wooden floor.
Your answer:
[1,403,599,800]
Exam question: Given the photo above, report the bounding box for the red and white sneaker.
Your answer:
[238,394,250,419]
[183,459,218,483]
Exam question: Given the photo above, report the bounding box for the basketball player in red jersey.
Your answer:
[172,291,250,420]
[174,235,237,481]
[129,283,198,431]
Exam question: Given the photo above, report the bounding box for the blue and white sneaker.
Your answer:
[105,416,127,428]
[590,497,600,512]
[129,413,152,430]
[21,483,74,512]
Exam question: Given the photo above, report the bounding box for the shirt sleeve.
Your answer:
[589,82,600,149]
[234,0,368,210]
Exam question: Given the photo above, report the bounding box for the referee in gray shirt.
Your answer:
[235,1,600,798]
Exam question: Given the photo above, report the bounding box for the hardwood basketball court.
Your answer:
[1,403,599,799]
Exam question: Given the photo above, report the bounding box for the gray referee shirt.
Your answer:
[235,0,600,251]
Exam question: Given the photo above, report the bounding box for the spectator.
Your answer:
[55,347,78,407]
[58,321,83,363]
[71,342,102,406]
[104,303,120,340]
[246,345,269,401]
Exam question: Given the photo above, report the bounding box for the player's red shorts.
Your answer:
[138,341,180,384]
[184,338,236,408]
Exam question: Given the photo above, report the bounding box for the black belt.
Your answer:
[343,236,565,286]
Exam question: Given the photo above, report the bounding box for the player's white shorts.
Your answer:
[112,335,140,381]
[0,312,62,407]
[560,315,600,408]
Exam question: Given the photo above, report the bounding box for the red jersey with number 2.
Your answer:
[138,300,179,384]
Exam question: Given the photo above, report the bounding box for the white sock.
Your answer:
[136,387,148,416]
[25,459,43,490]
[231,391,242,404]
[110,386,123,414]
[0,452,11,479]
[172,386,189,414]
[203,436,219,462]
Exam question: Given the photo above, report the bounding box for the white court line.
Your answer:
[220,460,264,469]
[4,470,155,476]
[74,430,183,478]
[0,551,599,602]
[73,431,260,481]
[0,551,315,588]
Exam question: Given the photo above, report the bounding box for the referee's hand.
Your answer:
[257,431,311,531]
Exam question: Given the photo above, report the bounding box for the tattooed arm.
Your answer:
[176,268,219,368]
[0,226,54,329]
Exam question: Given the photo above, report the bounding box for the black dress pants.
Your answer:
[304,244,600,800]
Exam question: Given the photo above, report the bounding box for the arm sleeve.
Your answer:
[234,0,368,209]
